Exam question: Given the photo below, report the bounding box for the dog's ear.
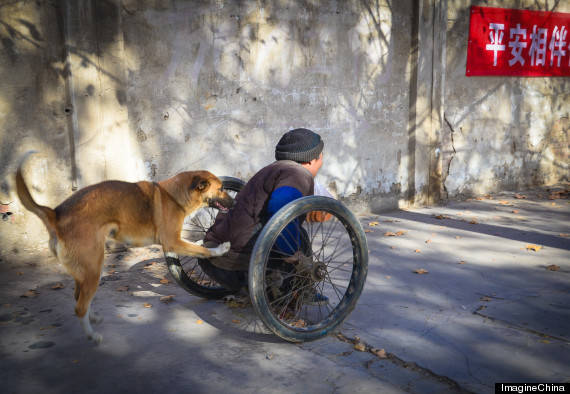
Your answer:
[190,176,209,192]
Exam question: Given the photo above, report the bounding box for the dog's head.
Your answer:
[189,172,234,212]
[163,171,234,215]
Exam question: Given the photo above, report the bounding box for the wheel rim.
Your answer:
[259,204,366,334]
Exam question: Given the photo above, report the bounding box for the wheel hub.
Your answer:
[311,261,327,281]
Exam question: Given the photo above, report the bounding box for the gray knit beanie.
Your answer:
[275,128,324,163]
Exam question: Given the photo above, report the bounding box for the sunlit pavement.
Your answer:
[1,187,568,393]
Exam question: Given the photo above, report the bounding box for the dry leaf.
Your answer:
[498,201,512,205]
[512,209,519,214]
[384,232,396,237]
[116,286,129,292]
[425,239,431,244]
[369,221,379,227]
[470,219,478,224]
[526,244,542,252]
[540,340,550,344]
[143,261,159,270]
[232,319,241,324]
[143,303,152,308]
[455,236,461,239]
[434,215,448,220]
[560,233,569,237]
[390,246,396,249]
[480,296,492,302]
[414,249,421,253]
[395,230,406,236]
[196,319,204,324]
[514,193,527,199]
[21,290,38,298]
[226,300,248,309]
[413,268,428,274]
[160,278,170,284]
[160,295,175,303]
[364,229,374,233]
[546,265,560,271]
[459,261,466,265]
[371,348,387,359]
[291,319,307,328]
[354,342,367,352]
[51,283,64,290]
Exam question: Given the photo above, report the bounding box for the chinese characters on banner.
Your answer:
[466,6,570,76]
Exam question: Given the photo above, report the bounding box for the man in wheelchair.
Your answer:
[199,128,331,305]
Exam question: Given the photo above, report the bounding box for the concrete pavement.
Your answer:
[1,187,568,393]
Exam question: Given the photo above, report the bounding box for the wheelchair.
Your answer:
[165,177,368,343]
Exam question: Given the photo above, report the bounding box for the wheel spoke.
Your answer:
[167,179,245,298]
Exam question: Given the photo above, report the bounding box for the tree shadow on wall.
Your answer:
[441,0,569,199]
[0,0,126,196]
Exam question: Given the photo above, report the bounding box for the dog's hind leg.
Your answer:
[74,278,80,301]
[74,251,105,344]
[75,276,103,344]
[73,278,103,323]
[75,283,102,344]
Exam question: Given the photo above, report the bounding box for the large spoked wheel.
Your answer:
[249,196,368,342]
[165,176,245,299]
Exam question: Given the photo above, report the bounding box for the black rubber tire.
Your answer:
[248,196,368,342]
[165,176,245,299]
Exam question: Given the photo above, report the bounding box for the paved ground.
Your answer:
[1,187,569,393]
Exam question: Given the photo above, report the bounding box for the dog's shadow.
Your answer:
[125,256,282,344]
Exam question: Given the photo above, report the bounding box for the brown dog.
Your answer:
[16,152,233,344]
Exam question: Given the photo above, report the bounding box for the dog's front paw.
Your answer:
[89,332,103,345]
[210,241,231,256]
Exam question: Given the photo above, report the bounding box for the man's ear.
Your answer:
[190,176,209,192]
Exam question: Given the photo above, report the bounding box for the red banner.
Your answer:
[466,6,570,76]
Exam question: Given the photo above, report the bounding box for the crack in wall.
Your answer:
[334,332,475,393]
[443,112,457,200]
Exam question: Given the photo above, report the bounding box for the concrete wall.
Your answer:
[0,0,568,256]
[442,0,569,198]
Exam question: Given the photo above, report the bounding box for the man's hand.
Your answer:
[306,211,332,222]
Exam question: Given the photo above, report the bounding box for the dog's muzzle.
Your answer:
[208,198,232,212]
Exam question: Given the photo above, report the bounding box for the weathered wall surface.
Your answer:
[442,0,569,197]
[0,2,70,254]
[120,0,414,205]
[0,0,568,257]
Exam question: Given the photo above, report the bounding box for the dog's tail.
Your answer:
[15,151,57,238]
